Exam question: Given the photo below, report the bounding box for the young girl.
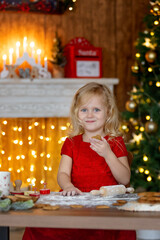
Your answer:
[23,82,136,240]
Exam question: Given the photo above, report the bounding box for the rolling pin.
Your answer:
[90,185,134,197]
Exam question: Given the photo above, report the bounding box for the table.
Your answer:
[0,207,160,240]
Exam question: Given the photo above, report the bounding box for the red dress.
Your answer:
[23,135,136,240]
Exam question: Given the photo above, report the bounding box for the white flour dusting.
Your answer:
[118,201,160,212]
[37,192,138,208]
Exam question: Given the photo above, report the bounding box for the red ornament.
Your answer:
[19,3,30,12]
[0,2,7,10]
[35,1,45,11]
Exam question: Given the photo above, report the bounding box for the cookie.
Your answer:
[35,203,49,208]
[112,202,123,206]
[96,205,110,209]
[117,200,127,205]
[112,201,127,206]
[43,205,60,211]
[138,192,160,197]
[2,195,17,202]
[14,194,39,203]
[138,197,160,204]
[92,135,102,140]
[137,192,160,204]
[70,205,83,208]
[14,195,32,201]
[138,198,154,204]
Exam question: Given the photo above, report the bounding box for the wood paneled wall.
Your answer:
[0,0,150,110]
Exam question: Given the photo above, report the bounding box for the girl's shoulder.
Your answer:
[61,135,82,156]
[65,134,82,145]
[105,135,125,147]
[106,135,127,156]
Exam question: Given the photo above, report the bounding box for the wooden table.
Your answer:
[0,207,160,240]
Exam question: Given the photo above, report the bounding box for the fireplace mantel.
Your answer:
[0,78,119,118]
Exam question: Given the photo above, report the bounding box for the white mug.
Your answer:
[0,171,10,196]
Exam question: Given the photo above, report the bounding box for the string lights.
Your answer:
[0,117,69,191]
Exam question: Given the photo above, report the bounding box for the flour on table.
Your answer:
[118,201,160,212]
[36,192,138,208]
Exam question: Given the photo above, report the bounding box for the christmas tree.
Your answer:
[50,32,66,67]
[121,1,160,192]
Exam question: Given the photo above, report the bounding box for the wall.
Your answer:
[0,0,149,110]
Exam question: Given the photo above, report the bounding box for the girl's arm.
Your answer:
[57,154,82,196]
[90,138,130,186]
[104,153,130,186]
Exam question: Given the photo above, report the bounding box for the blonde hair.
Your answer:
[68,82,121,138]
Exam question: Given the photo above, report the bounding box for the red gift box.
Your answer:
[64,37,102,78]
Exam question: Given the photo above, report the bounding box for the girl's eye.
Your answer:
[81,108,87,112]
[94,108,100,112]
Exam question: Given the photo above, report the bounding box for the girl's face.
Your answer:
[78,95,107,136]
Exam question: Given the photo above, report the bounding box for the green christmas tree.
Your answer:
[50,32,66,67]
[121,0,160,192]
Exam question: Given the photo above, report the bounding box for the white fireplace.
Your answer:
[0,78,119,118]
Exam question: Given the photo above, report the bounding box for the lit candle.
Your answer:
[30,41,35,58]
[37,49,41,65]
[23,36,27,53]
[9,48,14,65]
[44,57,47,69]
[2,54,7,70]
[16,41,20,58]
